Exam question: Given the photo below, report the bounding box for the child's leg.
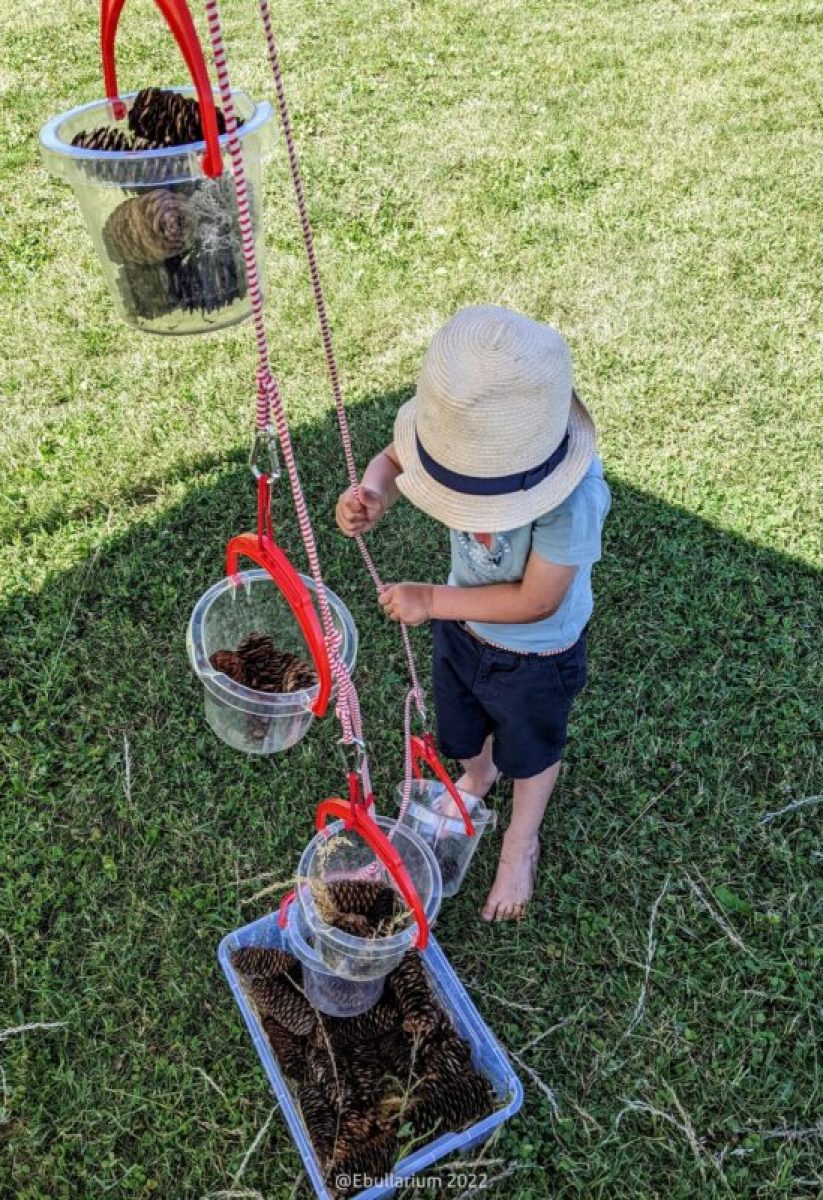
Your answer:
[456,735,497,799]
[481,760,561,922]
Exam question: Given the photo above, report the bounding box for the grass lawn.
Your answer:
[1,0,822,1196]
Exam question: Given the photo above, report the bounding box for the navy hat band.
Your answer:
[415,429,571,497]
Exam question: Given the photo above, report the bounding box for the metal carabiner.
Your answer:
[336,736,371,810]
[249,424,281,482]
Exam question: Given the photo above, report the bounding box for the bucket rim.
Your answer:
[395,781,495,837]
[39,86,273,165]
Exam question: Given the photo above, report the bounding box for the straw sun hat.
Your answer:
[393,305,597,532]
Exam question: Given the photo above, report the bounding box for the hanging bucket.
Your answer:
[39,0,274,335]
[285,899,385,1018]
[296,815,443,981]
[395,781,496,899]
[395,732,494,898]
[187,569,358,755]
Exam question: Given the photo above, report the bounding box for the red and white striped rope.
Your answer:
[204,0,369,790]
[255,0,426,725]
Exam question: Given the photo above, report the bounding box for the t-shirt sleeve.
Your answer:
[530,475,610,567]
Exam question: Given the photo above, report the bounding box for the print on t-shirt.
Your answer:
[453,531,513,581]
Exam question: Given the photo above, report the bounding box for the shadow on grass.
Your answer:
[1,387,821,1197]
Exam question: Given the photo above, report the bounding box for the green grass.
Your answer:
[1,0,822,1196]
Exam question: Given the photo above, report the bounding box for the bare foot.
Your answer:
[434,768,499,819]
[481,832,540,922]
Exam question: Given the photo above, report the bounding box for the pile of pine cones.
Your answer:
[232,882,495,1198]
[72,87,228,158]
[210,630,317,695]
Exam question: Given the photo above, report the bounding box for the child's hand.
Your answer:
[379,583,433,626]
[335,485,385,537]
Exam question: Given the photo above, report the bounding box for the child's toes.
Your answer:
[496,901,525,922]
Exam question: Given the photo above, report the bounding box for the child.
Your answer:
[336,306,610,921]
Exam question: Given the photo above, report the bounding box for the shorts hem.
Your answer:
[491,748,564,780]
[437,739,488,764]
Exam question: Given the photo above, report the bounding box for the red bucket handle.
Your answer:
[410,732,475,836]
[100,0,223,177]
[226,534,333,719]
[315,798,430,951]
[226,474,332,718]
[277,889,296,930]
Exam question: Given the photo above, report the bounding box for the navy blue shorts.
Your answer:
[431,620,587,779]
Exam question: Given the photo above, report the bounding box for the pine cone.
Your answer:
[103,189,195,266]
[328,1131,398,1196]
[338,1104,377,1144]
[262,1016,307,1082]
[72,126,134,153]
[251,649,296,692]
[248,977,316,1037]
[445,1069,495,1129]
[325,880,397,920]
[236,631,276,675]
[70,123,182,158]
[235,632,316,694]
[424,1027,474,1080]
[211,650,247,684]
[281,653,317,691]
[404,1070,494,1137]
[343,1052,387,1102]
[165,243,245,315]
[307,1041,341,1091]
[358,1029,414,1083]
[116,259,173,318]
[322,1001,399,1051]
[128,87,228,147]
[232,945,294,981]
[371,885,401,923]
[402,1077,449,1137]
[331,1104,379,1164]
[297,1082,338,1161]
[333,912,374,939]
[388,952,439,1038]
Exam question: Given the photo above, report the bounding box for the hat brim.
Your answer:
[393,392,597,532]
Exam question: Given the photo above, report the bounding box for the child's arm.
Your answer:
[379,552,576,626]
[335,443,402,536]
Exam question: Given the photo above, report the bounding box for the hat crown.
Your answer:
[415,306,573,477]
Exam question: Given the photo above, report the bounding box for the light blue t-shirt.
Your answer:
[448,456,611,652]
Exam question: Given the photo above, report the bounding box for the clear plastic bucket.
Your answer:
[187,569,358,755]
[286,900,385,1017]
[39,88,273,335]
[297,817,442,981]
[395,781,497,898]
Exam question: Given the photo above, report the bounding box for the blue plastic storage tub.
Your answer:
[219,912,524,1200]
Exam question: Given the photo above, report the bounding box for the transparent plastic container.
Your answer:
[286,899,385,1017]
[187,569,358,755]
[395,781,497,898]
[39,88,273,335]
[219,911,524,1200]
[296,817,442,980]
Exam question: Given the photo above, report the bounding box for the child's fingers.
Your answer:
[344,493,367,518]
[335,488,368,535]
[360,487,383,520]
